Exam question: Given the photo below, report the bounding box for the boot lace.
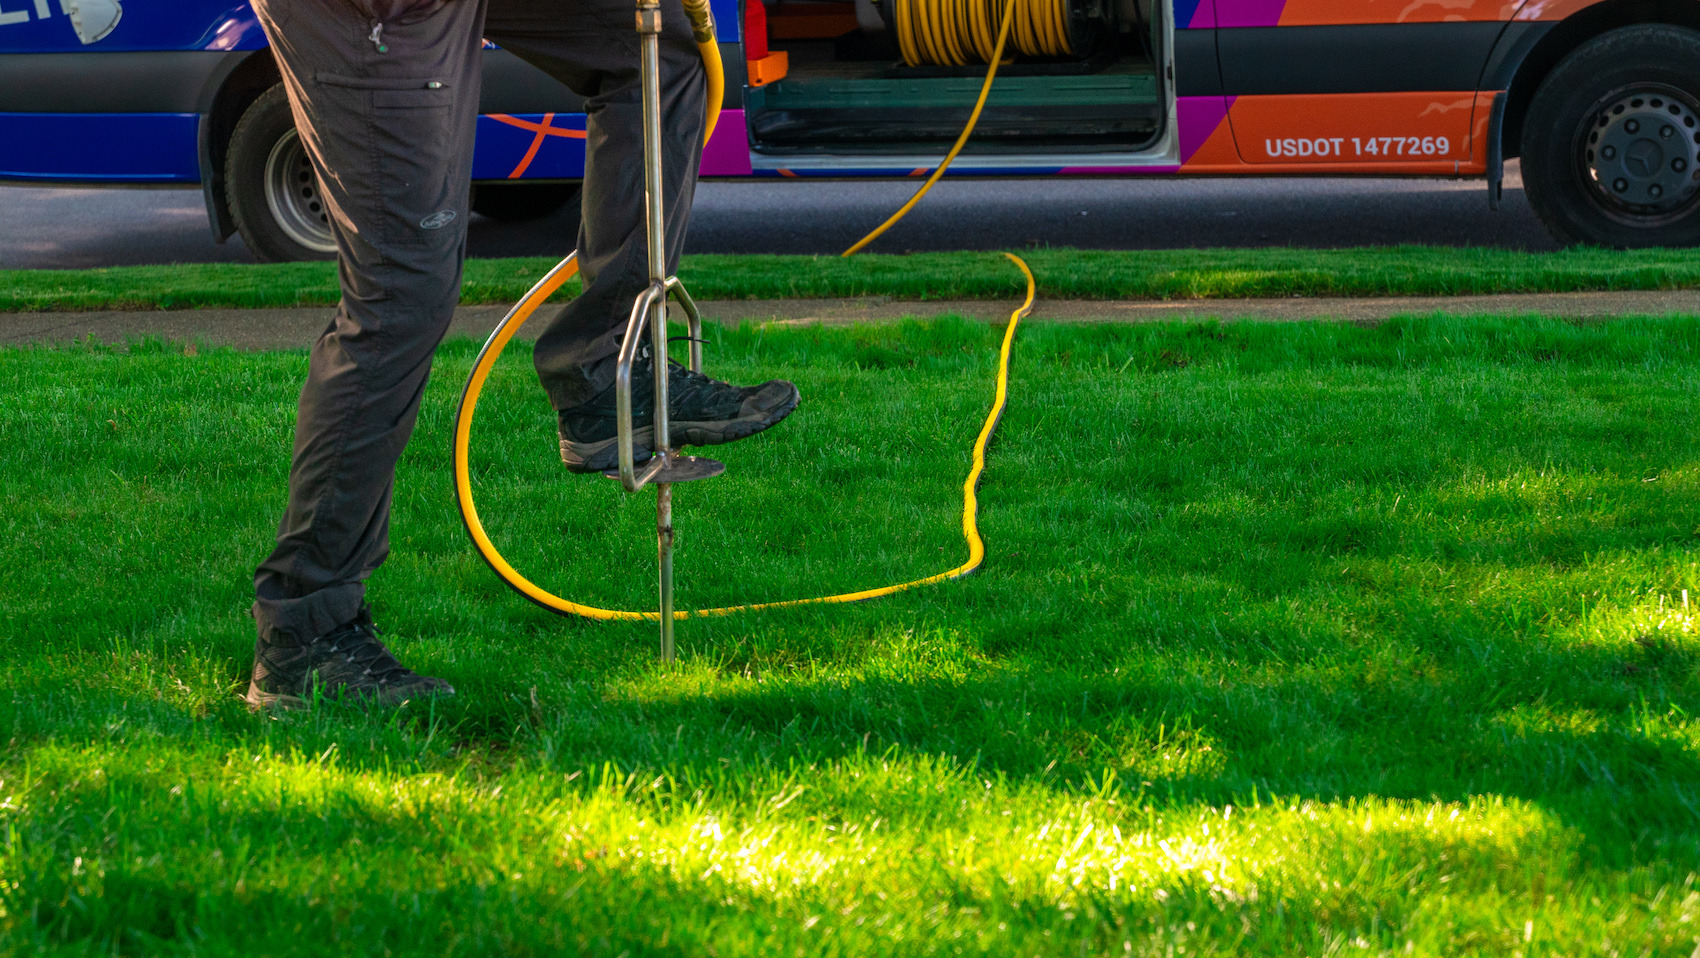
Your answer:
[324,615,415,686]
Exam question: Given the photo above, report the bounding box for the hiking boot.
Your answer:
[557,353,799,474]
[245,607,454,710]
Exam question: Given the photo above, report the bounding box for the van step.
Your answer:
[744,66,1160,149]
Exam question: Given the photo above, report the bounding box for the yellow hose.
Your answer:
[849,0,1086,257]
[680,0,723,143]
[843,0,1021,256]
[452,1,1041,622]
[451,254,1035,620]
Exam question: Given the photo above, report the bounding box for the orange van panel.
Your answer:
[1512,0,1600,20]
[1209,0,1611,28]
[1213,91,1492,173]
[1272,0,1519,25]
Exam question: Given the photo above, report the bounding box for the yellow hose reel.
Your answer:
[892,0,1076,66]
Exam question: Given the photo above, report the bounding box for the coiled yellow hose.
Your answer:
[451,254,1035,620]
[895,0,1072,66]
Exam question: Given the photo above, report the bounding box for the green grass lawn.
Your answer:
[4,244,1700,311]
[2,312,1700,955]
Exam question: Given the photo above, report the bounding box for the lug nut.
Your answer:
[1651,184,1665,198]
[1676,158,1689,173]
[1615,178,1630,193]
[1603,145,1618,159]
[1627,119,1641,134]
[1663,125,1675,139]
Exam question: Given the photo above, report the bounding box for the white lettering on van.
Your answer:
[0,0,120,43]
[1264,137,1347,159]
[1264,135,1454,160]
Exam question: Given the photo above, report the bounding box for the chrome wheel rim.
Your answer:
[263,129,337,254]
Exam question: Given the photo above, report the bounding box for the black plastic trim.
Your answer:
[1487,89,1507,209]
[0,51,229,113]
[1217,22,1509,95]
[478,44,745,112]
[718,42,746,109]
[1478,20,1556,92]
[1174,28,1222,97]
[478,49,586,113]
[195,50,271,240]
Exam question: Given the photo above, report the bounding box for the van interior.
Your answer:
[739,0,1166,156]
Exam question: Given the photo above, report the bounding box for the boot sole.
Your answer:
[245,681,307,711]
[560,425,657,474]
[244,680,454,711]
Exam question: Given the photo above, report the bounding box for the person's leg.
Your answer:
[486,0,800,473]
[485,0,706,407]
[248,0,486,705]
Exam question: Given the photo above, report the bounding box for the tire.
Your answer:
[225,85,338,263]
[470,182,583,223]
[1522,24,1700,248]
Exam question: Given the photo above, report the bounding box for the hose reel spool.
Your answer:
[878,0,1108,67]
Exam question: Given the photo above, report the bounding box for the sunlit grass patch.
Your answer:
[0,738,1668,956]
[2,312,1699,954]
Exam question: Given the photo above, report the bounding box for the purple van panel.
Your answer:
[701,110,752,176]
[1178,94,1232,162]
[1213,0,1287,28]
[1175,0,1213,28]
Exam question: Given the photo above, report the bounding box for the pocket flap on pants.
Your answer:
[373,86,455,109]
[317,73,457,110]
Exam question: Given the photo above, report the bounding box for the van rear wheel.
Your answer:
[1522,24,1700,248]
[226,85,337,263]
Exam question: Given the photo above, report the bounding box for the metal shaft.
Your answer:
[638,0,675,660]
[657,482,675,660]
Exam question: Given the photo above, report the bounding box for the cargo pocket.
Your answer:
[317,74,466,251]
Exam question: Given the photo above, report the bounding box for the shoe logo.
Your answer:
[420,209,457,230]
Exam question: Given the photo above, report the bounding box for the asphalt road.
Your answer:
[0,162,1557,270]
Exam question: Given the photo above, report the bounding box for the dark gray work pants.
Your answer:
[250,0,705,645]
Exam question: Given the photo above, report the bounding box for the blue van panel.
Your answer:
[0,112,200,180]
[710,0,740,41]
[0,2,266,54]
[471,112,589,180]
[0,2,733,54]
[0,0,735,185]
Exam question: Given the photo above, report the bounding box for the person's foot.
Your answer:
[245,607,454,710]
[557,355,800,474]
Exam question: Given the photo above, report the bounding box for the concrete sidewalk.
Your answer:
[3,289,1698,350]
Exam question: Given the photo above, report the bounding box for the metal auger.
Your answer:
[607,0,724,661]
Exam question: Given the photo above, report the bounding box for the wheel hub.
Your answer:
[1584,88,1700,216]
[263,130,338,254]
